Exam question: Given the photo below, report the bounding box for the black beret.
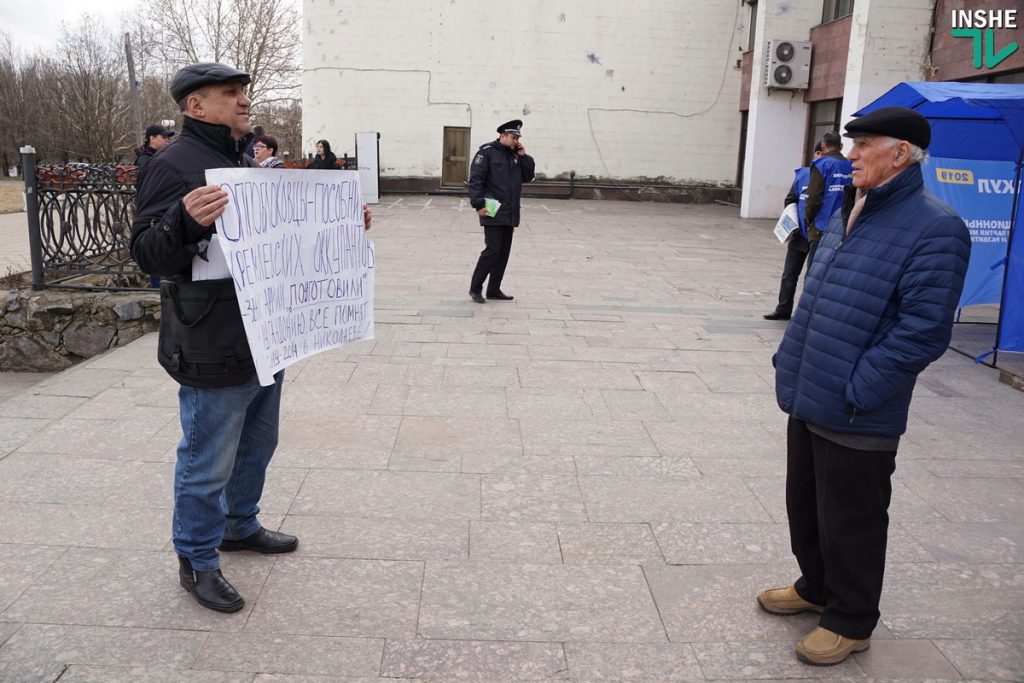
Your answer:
[844,106,931,149]
[497,119,523,136]
[170,63,251,102]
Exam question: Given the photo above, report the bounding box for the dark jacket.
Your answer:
[309,152,338,170]
[134,146,158,186]
[468,139,535,227]
[130,116,256,281]
[774,163,971,437]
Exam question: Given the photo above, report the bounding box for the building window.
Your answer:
[968,69,1024,84]
[747,0,758,52]
[821,0,854,24]
[806,98,843,163]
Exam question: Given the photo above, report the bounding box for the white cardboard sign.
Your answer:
[205,168,375,385]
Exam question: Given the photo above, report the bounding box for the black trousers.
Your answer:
[787,417,896,640]
[470,225,514,295]
[771,233,810,317]
[806,238,821,269]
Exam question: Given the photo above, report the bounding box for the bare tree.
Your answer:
[135,0,300,108]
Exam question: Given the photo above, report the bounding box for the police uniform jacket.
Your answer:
[468,139,535,227]
[130,116,256,282]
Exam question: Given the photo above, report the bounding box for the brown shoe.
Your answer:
[756,586,824,615]
[795,626,870,666]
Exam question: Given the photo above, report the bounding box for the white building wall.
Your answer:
[303,0,744,184]
[740,0,823,219]
[840,0,934,142]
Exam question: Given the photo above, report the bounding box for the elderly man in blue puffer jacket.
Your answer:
[758,107,971,666]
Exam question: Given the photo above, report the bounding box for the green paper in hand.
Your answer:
[485,198,502,217]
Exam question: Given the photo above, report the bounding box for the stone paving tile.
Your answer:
[192,632,383,676]
[278,414,401,451]
[564,642,703,681]
[460,451,577,475]
[644,564,821,642]
[481,474,588,522]
[441,364,519,387]
[0,622,18,648]
[0,549,270,631]
[31,368,132,398]
[517,362,641,390]
[597,388,672,422]
[580,475,771,524]
[0,502,169,550]
[279,383,376,418]
[855,638,963,679]
[520,419,658,458]
[0,393,83,420]
[652,522,791,565]
[692,639,865,679]
[0,545,66,613]
[0,624,207,674]
[401,385,509,418]
[16,414,175,455]
[903,522,1024,563]
[881,562,1024,639]
[556,523,664,565]
[281,516,468,561]
[469,521,561,564]
[270,446,389,471]
[245,558,422,638]
[902,475,1024,524]
[380,639,568,680]
[0,452,143,505]
[0,416,49,450]
[643,420,783,460]
[56,666,254,682]
[290,470,481,519]
[392,415,522,466]
[916,458,1024,479]
[506,387,600,420]
[419,562,667,642]
[574,454,700,478]
[933,638,1024,680]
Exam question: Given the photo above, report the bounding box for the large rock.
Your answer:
[0,334,73,372]
[63,321,116,358]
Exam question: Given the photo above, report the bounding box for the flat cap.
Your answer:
[170,63,251,102]
[844,106,930,149]
[497,119,523,136]
[145,124,174,139]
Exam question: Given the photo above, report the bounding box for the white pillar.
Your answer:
[741,1,823,219]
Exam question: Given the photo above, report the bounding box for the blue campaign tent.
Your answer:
[854,82,1024,356]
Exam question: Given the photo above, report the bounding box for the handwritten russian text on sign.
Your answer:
[206,168,375,386]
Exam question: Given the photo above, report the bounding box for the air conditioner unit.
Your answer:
[764,40,812,89]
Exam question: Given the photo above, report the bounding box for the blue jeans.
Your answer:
[172,372,283,571]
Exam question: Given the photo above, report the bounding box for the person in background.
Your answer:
[252,134,284,168]
[309,139,337,169]
[134,124,174,182]
[467,119,535,303]
[764,143,823,321]
[245,125,265,158]
[804,131,853,265]
[760,107,970,666]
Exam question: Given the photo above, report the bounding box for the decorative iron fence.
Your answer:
[21,147,146,289]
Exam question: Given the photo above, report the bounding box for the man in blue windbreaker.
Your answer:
[804,131,853,266]
[759,107,971,666]
[764,143,822,321]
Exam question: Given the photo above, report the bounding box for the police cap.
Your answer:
[496,119,523,136]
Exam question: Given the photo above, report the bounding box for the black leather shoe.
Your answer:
[178,556,244,613]
[219,527,298,554]
[487,291,514,301]
[469,290,486,304]
[763,311,791,321]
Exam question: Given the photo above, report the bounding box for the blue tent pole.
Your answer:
[992,149,1024,366]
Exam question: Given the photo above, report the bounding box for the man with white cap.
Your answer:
[759,106,971,665]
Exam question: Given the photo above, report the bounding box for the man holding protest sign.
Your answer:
[131,62,371,613]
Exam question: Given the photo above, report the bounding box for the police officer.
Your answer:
[467,119,535,303]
